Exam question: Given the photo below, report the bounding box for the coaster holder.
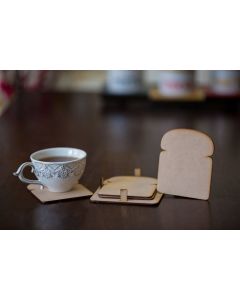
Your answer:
[90,168,163,206]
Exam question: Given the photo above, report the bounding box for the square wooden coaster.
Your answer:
[27,184,93,203]
[98,176,157,199]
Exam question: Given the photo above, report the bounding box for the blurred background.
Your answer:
[1,70,240,115]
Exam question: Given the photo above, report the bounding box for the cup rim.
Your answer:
[30,147,87,164]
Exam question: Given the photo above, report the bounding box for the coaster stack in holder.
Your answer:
[90,168,163,205]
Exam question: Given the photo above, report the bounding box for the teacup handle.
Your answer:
[13,162,42,186]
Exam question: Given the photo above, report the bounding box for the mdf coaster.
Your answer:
[91,187,163,206]
[27,184,93,203]
[157,129,214,200]
[98,176,157,199]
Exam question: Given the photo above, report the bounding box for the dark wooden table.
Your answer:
[1,92,240,229]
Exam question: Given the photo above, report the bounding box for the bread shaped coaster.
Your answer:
[157,129,214,200]
[91,169,163,205]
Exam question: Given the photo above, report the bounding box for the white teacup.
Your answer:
[13,147,87,192]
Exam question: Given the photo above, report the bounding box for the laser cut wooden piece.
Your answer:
[98,176,157,199]
[91,169,163,205]
[157,129,214,200]
[91,187,163,205]
[27,184,93,203]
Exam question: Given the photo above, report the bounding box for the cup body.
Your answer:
[30,147,86,192]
